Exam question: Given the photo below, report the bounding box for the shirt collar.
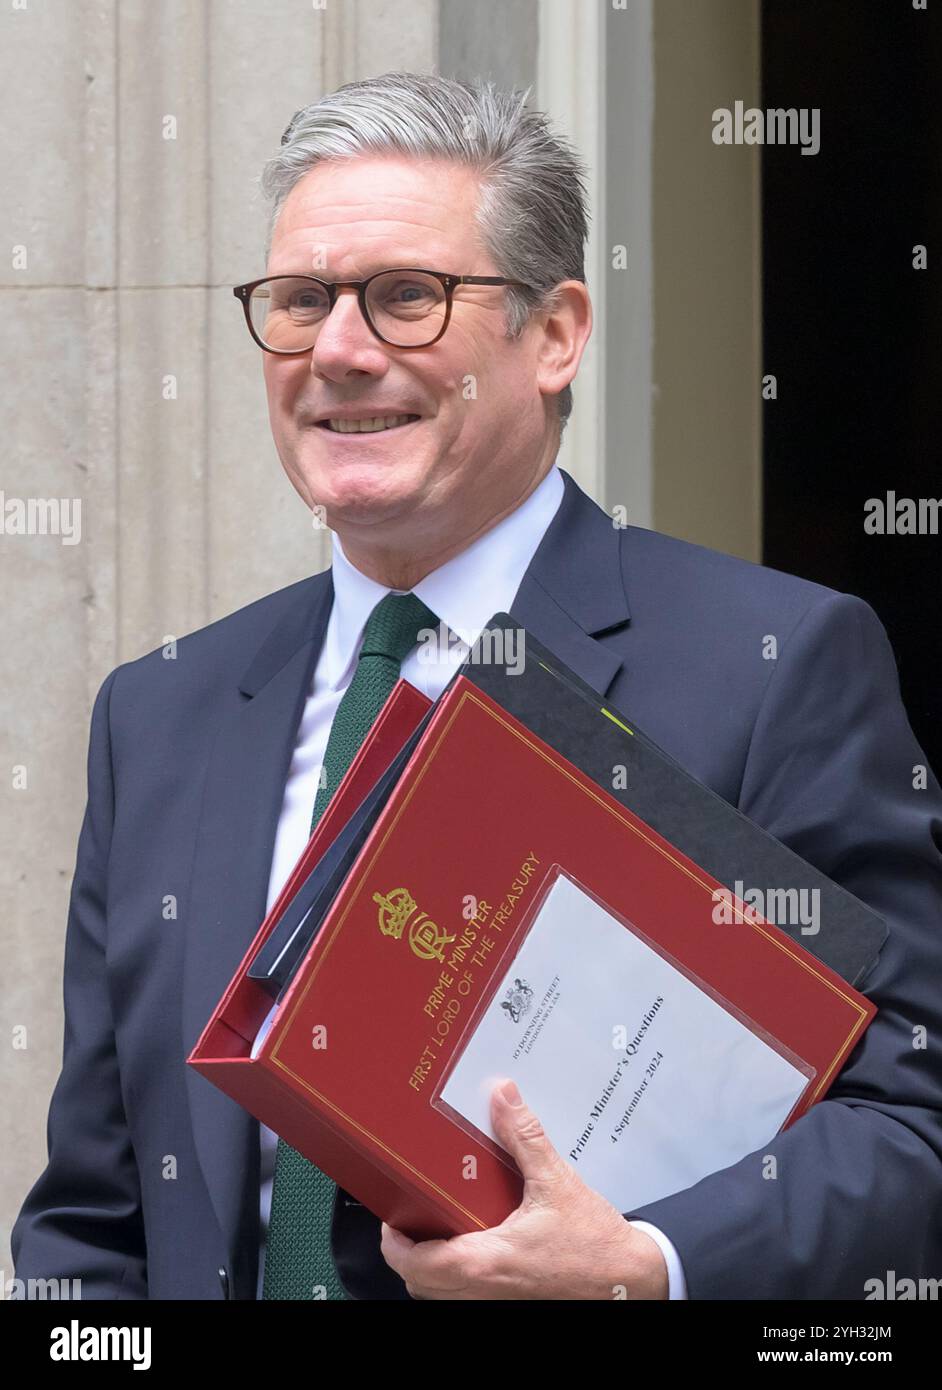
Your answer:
[326,464,565,688]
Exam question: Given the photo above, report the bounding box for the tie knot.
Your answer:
[359,591,439,666]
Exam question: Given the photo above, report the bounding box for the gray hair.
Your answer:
[258,71,589,431]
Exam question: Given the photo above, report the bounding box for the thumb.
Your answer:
[490,1079,567,1191]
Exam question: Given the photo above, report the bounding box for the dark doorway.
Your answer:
[761,0,941,773]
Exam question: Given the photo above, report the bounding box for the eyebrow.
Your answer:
[268,261,434,279]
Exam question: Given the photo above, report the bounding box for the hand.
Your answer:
[380,1078,669,1299]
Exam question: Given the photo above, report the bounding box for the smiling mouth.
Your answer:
[316,414,421,434]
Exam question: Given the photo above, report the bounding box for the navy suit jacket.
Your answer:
[12,468,942,1299]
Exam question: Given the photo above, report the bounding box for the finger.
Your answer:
[380,1224,464,1281]
[384,1225,489,1295]
[490,1079,569,1191]
[379,1223,416,1276]
[380,1221,415,1249]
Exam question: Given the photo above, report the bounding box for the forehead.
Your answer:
[267,155,487,276]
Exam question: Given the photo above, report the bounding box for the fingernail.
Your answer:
[500,1079,523,1107]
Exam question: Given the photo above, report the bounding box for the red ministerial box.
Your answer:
[187,676,430,1103]
[188,675,876,1239]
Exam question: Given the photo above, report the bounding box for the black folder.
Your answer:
[250,613,887,1001]
[247,706,437,1000]
[459,614,887,988]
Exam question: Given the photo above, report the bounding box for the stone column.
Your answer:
[0,0,436,1279]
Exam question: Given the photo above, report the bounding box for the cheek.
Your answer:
[263,361,297,420]
[456,326,528,407]
[468,362,527,436]
[435,326,492,398]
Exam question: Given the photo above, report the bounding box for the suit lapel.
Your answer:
[181,570,333,1294]
[181,468,631,1295]
[509,469,630,695]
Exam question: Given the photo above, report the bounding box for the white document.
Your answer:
[250,1000,280,1060]
[439,872,810,1211]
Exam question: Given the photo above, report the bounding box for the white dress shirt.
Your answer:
[255,463,686,1299]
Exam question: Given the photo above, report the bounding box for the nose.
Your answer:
[309,285,389,383]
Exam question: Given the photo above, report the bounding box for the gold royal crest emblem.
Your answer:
[372,887,455,963]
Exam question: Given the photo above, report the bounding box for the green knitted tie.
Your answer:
[262,590,439,1301]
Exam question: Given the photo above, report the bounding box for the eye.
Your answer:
[393,283,431,303]
[387,280,435,305]
[287,287,329,316]
[371,273,444,318]
[266,281,330,317]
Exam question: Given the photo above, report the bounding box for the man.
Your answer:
[12,72,942,1301]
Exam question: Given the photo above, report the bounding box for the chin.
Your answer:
[294,438,434,525]
[305,464,426,529]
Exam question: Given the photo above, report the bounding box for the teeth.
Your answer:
[326,414,416,433]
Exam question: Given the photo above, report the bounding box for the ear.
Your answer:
[534,280,593,402]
